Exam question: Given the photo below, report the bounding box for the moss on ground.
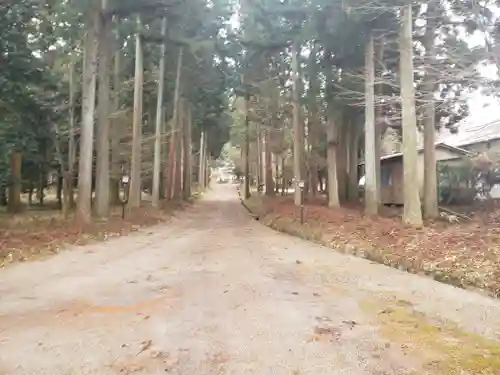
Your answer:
[361,298,500,374]
[241,196,500,374]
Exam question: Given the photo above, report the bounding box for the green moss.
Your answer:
[361,298,500,374]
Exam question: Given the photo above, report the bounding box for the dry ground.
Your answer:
[1,185,500,374]
[245,194,500,297]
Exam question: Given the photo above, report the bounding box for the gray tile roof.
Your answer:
[437,118,500,148]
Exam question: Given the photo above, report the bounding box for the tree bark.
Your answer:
[204,140,210,188]
[307,43,319,197]
[274,153,280,194]
[38,163,45,205]
[7,150,22,213]
[95,0,111,217]
[337,121,348,202]
[347,122,361,201]
[198,130,205,189]
[183,101,192,199]
[243,95,251,199]
[423,1,439,219]
[68,58,76,208]
[264,128,274,195]
[400,4,423,226]
[128,15,144,209]
[110,26,121,205]
[256,123,262,189]
[1,188,8,207]
[374,37,385,205]
[168,47,184,200]
[57,170,63,210]
[173,100,184,200]
[364,34,378,215]
[76,6,99,223]
[152,17,167,207]
[28,185,33,205]
[53,121,71,218]
[281,156,286,195]
[326,108,340,208]
[291,41,303,206]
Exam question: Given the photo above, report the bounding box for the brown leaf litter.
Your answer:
[246,195,500,298]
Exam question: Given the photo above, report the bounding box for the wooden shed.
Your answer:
[360,143,471,205]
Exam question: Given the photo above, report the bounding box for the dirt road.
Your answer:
[1,185,500,375]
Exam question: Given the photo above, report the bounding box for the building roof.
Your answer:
[437,117,500,148]
[358,142,472,165]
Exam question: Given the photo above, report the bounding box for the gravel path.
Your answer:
[1,184,500,375]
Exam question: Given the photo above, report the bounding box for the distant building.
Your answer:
[438,118,500,156]
[360,143,472,205]
[361,117,500,205]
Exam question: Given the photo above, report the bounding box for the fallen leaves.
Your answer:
[309,318,359,343]
[0,201,191,267]
[247,195,500,298]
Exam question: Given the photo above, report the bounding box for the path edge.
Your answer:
[239,192,497,300]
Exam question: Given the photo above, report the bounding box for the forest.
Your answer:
[1,0,500,293]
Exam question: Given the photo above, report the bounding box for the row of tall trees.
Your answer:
[2,0,498,228]
[0,0,233,221]
[231,0,495,226]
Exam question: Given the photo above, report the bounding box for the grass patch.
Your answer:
[361,298,500,374]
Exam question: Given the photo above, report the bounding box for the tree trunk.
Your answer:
[173,99,184,200]
[337,122,348,202]
[264,129,274,195]
[183,101,192,199]
[128,16,144,209]
[347,123,361,201]
[274,154,280,194]
[166,131,173,199]
[180,131,184,193]
[291,41,303,206]
[53,120,72,218]
[204,144,210,188]
[68,58,76,208]
[76,6,99,223]
[182,102,193,200]
[400,4,423,226]
[160,107,168,199]
[110,26,121,205]
[7,150,22,213]
[51,47,75,217]
[256,124,262,190]
[423,1,439,219]
[168,47,184,200]
[205,135,209,187]
[308,43,319,197]
[95,0,111,217]
[262,132,267,191]
[374,37,385,205]
[28,185,33,205]
[281,156,286,195]
[326,108,340,208]
[198,130,205,189]
[243,95,251,199]
[309,160,318,197]
[57,170,63,210]
[364,34,378,215]
[374,125,382,203]
[38,164,45,205]
[152,17,167,207]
